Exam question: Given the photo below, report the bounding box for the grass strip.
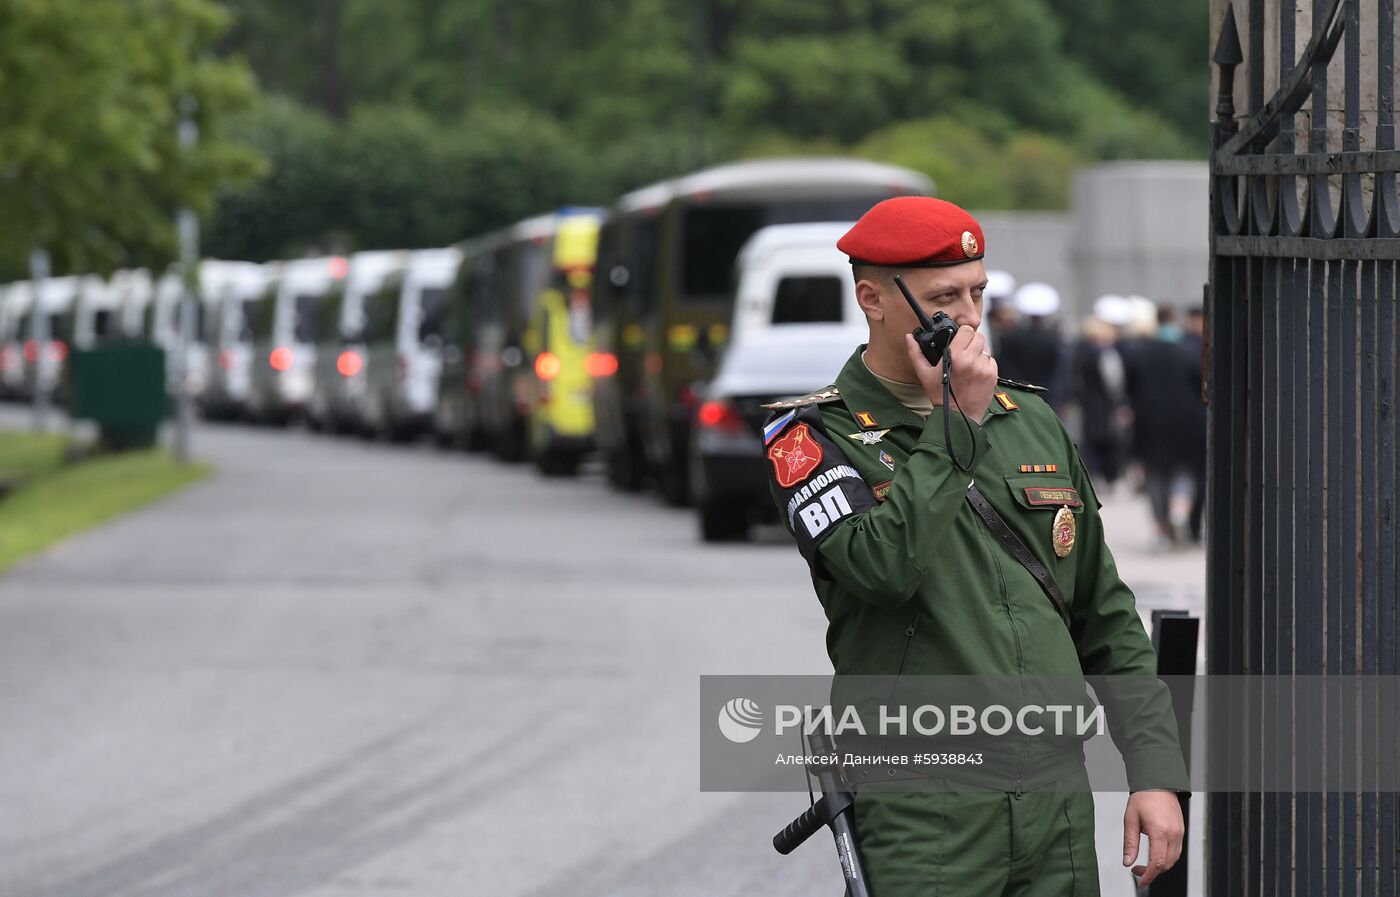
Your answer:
[0,430,69,483]
[0,443,210,572]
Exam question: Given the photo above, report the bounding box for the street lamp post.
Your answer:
[28,248,51,433]
[174,95,199,464]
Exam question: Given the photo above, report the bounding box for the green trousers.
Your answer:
[850,773,1100,897]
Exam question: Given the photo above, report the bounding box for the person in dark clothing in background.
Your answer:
[1124,306,1202,548]
[995,282,1065,406]
[1068,314,1130,487]
[1178,308,1207,542]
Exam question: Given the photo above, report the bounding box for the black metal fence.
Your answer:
[1208,0,1399,894]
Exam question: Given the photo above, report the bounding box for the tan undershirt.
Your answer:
[862,351,933,419]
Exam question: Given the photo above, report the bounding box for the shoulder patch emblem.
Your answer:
[761,386,842,411]
[847,428,890,445]
[768,423,824,488]
[995,392,1019,412]
[763,409,797,445]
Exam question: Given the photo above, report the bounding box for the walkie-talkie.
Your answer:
[893,273,959,366]
[890,273,977,472]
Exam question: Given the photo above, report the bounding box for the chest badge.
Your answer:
[848,428,890,446]
[1052,506,1076,558]
[878,450,896,472]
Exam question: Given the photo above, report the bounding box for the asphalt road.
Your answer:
[0,411,1205,897]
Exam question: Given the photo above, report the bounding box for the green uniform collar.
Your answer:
[833,347,926,432]
[833,345,1016,431]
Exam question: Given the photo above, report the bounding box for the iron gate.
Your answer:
[1209,0,1399,894]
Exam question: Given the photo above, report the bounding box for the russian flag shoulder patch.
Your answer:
[763,409,797,445]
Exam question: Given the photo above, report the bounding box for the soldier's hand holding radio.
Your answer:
[904,325,997,423]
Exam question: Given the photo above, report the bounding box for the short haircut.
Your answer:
[852,264,895,288]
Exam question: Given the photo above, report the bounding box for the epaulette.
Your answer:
[761,385,842,411]
[996,377,1047,394]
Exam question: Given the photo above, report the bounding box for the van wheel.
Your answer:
[700,501,749,542]
[495,420,527,462]
[659,464,691,507]
[387,420,418,444]
[537,450,581,478]
[605,448,645,491]
[464,425,490,452]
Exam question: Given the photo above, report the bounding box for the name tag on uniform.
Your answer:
[1023,486,1082,507]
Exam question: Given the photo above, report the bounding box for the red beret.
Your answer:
[837,197,986,268]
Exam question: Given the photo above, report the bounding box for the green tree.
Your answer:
[202,96,343,261]
[201,0,1208,249]
[1044,0,1211,141]
[0,0,263,278]
[720,33,911,143]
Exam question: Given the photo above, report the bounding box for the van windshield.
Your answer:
[49,313,71,344]
[771,276,845,324]
[319,286,346,342]
[364,286,400,343]
[293,293,322,344]
[679,197,888,302]
[417,287,447,344]
[514,243,550,320]
[243,295,270,341]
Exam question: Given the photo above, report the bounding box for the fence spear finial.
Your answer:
[1214,4,1244,129]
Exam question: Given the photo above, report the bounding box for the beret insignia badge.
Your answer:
[961,230,979,258]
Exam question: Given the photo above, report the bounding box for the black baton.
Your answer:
[772,732,872,897]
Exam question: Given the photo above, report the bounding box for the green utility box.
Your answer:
[68,344,169,449]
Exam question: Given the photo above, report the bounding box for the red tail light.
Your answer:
[697,399,745,434]
[219,349,233,371]
[336,349,363,377]
[52,341,68,362]
[269,346,294,371]
[585,352,618,378]
[534,351,561,381]
[22,340,38,363]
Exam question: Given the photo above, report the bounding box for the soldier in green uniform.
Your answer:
[762,197,1188,896]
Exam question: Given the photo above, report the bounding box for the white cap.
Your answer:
[1127,294,1158,325]
[985,270,1016,303]
[1123,295,1159,338]
[1013,282,1060,317]
[1093,294,1134,326]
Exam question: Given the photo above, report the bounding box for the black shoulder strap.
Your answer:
[964,483,1071,628]
[995,376,1047,393]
